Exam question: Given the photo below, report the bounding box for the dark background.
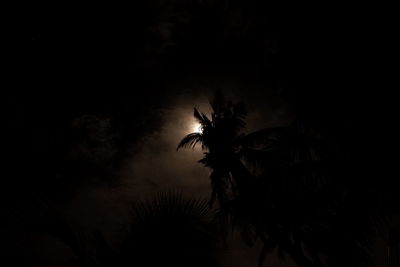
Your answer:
[3,1,394,266]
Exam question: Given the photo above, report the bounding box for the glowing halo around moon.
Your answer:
[191,121,203,133]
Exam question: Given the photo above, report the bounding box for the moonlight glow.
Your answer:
[191,122,202,133]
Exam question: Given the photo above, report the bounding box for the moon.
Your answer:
[191,121,202,133]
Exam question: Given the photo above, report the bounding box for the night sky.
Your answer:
[3,1,396,267]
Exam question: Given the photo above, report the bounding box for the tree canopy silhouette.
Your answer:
[178,92,388,267]
[118,191,220,267]
[177,91,260,207]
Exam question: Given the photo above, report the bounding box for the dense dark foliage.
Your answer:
[117,192,220,267]
[178,93,390,267]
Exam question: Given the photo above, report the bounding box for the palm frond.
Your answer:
[238,148,277,164]
[193,108,204,123]
[194,108,213,129]
[236,126,289,147]
[130,191,212,225]
[122,191,219,267]
[193,107,203,121]
[201,111,213,128]
[177,132,202,150]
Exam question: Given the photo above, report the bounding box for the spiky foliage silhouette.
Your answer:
[246,120,388,267]
[117,191,220,267]
[219,120,387,267]
[177,91,258,207]
[178,93,387,267]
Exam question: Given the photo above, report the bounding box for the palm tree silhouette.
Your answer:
[226,120,331,267]
[117,191,220,267]
[222,119,386,267]
[177,93,387,267]
[177,91,261,207]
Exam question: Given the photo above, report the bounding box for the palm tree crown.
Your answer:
[177,92,253,206]
[177,93,387,267]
